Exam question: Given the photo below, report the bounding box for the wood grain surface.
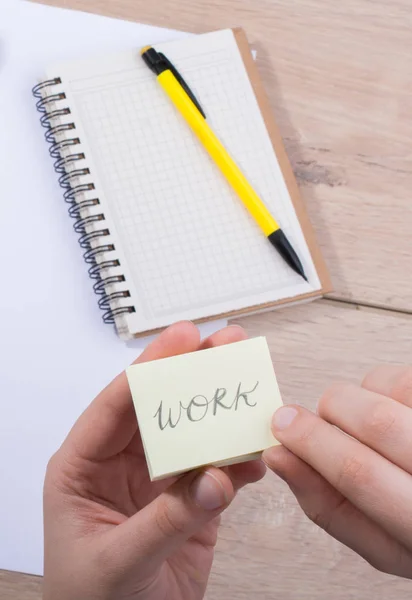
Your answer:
[4,0,412,598]
[35,0,412,313]
[0,571,42,600]
[224,302,412,600]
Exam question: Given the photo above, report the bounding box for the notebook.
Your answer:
[33,28,331,340]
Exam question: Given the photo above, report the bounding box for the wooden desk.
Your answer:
[3,1,412,598]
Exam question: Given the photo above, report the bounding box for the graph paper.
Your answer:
[46,29,321,335]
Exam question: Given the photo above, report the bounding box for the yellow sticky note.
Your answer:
[126,336,282,481]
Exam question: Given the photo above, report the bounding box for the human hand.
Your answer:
[263,365,412,578]
[43,322,266,600]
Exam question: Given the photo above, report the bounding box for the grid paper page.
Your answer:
[47,30,321,334]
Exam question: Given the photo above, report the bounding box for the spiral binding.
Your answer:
[32,78,136,325]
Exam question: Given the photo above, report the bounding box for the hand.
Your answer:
[43,322,266,600]
[263,365,412,578]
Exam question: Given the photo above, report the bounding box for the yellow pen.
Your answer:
[141,46,307,281]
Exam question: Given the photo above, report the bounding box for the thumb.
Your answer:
[108,467,234,572]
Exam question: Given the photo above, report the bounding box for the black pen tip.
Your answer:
[268,229,308,281]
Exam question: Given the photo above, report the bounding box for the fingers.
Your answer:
[263,446,412,577]
[62,321,248,462]
[108,467,235,573]
[61,321,248,463]
[362,365,412,407]
[226,459,267,491]
[268,405,412,550]
[63,321,201,460]
[318,383,412,475]
[199,324,248,350]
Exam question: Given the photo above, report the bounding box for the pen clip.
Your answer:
[158,52,206,119]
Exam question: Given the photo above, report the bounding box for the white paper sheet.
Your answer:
[0,0,226,576]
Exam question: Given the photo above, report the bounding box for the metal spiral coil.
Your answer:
[32,78,136,325]
[54,153,85,174]
[88,259,120,281]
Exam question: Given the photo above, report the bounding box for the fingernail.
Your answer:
[272,407,298,431]
[176,319,195,327]
[190,470,228,511]
[262,453,287,482]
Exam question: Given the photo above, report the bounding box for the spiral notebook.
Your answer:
[33,28,331,340]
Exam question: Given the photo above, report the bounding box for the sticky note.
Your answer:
[126,337,282,481]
